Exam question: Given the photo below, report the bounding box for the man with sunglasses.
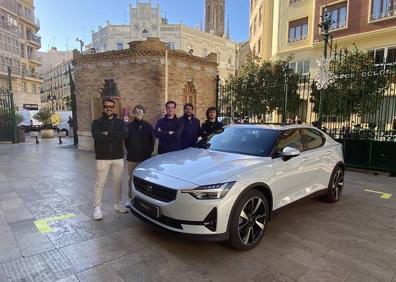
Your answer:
[91,98,128,220]
[125,105,154,204]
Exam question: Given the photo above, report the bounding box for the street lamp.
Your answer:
[317,6,333,128]
[75,37,84,53]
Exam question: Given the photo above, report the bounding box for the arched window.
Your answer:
[183,81,197,108]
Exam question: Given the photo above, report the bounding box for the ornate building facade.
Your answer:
[0,0,42,110]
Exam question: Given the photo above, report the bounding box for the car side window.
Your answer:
[301,128,325,150]
[276,129,304,152]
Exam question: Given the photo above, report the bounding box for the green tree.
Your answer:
[33,108,53,128]
[221,55,301,122]
[310,48,393,120]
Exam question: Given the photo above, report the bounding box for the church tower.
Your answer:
[205,0,225,37]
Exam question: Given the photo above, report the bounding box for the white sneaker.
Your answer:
[93,206,103,220]
[114,202,129,213]
[125,198,132,208]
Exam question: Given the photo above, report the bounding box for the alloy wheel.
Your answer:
[332,169,344,200]
[238,197,266,246]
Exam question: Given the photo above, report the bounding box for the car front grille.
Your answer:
[133,177,177,203]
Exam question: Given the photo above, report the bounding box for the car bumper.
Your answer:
[130,175,236,236]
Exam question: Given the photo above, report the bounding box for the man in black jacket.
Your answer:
[91,98,128,220]
[155,101,184,154]
[201,107,223,140]
[180,103,200,149]
[125,105,154,202]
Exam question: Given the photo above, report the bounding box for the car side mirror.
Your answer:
[281,147,301,161]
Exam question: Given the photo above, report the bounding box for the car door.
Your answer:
[300,128,329,192]
[271,128,310,209]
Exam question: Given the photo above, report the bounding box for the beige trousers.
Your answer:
[94,159,125,207]
[127,161,139,199]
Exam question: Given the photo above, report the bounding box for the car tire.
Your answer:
[228,189,269,251]
[324,166,344,203]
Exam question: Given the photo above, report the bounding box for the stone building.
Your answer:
[0,0,42,110]
[73,38,218,151]
[86,0,238,80]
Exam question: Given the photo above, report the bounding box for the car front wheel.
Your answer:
[228,189,269,251]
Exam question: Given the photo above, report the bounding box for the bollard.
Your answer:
[30,131,39,144]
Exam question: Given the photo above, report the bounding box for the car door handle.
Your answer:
[302,157,308,161]
[326,151,332,156]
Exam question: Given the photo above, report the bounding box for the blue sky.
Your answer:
[35,0,249,52]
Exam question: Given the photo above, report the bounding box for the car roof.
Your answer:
[225,123,320,131]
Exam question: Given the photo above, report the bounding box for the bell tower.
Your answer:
[205,0,225,37]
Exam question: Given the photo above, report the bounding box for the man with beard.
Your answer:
[180,103,200,149]
[91,98,128,220]
[201,106,223,140]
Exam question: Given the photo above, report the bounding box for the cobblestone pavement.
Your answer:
[0,137,395,282]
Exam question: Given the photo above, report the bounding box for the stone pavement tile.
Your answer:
[47,220,88,249]
[0,191,19,201]
[60,228,145,273]
[0,182,13,193]
[0,173,7,182]
[0,230,18,250]
[324,249,394,282]
[16,232,56,257]
[9,219,40,236]
[0,249,73,282]
[343,272,385,282]
[252,270,297,282]
[15,188,43,202]
[25,200,59,219]
[75,264,125,282]
[10,180,33,190]
[4,206,34,223]
[0,246,22,264]
[0,198,24,210]
[55,274,80,282]
[72,213,131,240]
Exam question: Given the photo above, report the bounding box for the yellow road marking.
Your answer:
[364,189,392,199]
[33,213,76,233]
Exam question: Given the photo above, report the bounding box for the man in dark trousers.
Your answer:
[155,101,184,154]
[180,103,200,149]
[125,105,154,202]
[201,106,224,139]
[91,98,128,220]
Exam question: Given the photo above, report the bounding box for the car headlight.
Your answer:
[181,182,236,200]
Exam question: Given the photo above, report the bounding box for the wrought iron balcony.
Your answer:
[27,33,41,47]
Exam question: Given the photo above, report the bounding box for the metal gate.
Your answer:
[216,51,396,174]
[0,87,16,142]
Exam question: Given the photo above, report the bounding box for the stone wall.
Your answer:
[73,38,217,151]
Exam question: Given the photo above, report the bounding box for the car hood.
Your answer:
[136,148,270,185]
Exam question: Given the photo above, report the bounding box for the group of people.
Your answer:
[91,98,223,220]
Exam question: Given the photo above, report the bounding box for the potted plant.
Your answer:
[34,108,54,138]
[14,112,25,142]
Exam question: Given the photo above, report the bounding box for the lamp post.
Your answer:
[282,63,290,124]
[64,64,78,146]
[75,37,84,53]
[317,6,333,128]
[47,85,56,113]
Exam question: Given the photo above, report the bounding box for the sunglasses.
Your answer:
[103,105,114,109]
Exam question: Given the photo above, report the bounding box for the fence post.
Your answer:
[7,67,17,143]
[215,75,220,110]
[282,65,289,124]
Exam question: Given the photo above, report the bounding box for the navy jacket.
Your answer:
[91,113,128,160]
[200,120,224,139]
[155,115,184,154]
[180,114,200,149]
[125,119,154,162]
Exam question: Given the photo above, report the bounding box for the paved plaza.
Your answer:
[0,137,395,282]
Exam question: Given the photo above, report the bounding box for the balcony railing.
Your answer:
[0,18,18,34]
[22,69,43,80]
[0,63,21,76]
[27,51,42,63]
[371,8,396,21]
[27,33,42,47]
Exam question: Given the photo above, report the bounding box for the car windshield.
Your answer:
[194,127,278,157]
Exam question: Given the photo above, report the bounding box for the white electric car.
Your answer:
[130,124,344,250]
